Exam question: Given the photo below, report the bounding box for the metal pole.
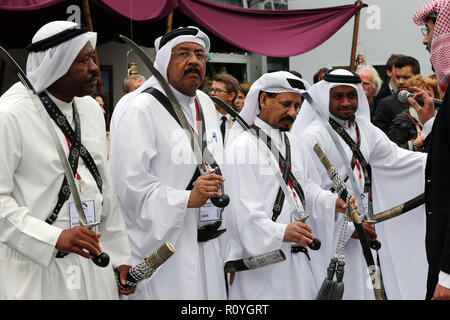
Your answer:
[166,12,174,34]
[349,0,362,72]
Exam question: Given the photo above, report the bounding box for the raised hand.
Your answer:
[408,86,436,125]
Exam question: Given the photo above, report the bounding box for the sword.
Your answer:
[224,249,286,273]
[119,35,229,208]
[0,45,110,268]
[115,241,175,290]
[313,143,386,300]
[211,96,321,251]
[365,193,425,224]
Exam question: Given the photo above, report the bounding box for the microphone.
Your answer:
[398,90,442,105]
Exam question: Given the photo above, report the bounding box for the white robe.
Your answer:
[219,117,338,300]
[0,83,131,300]
[297,116,428,300]
[109,84,227,300]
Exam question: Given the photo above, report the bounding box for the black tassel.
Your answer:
[332,260,345,300]
[316,257,337,300]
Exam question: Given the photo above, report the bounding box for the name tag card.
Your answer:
[198,200,222,226]
[69,200,97,233]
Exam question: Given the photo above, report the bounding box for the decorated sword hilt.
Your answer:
[115,241,175,290]
[202,166,230,208]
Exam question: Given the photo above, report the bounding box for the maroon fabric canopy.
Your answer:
[180,0,364,57]
[92,0,178,22]
[0,0,365,57]
[0,0,64,10]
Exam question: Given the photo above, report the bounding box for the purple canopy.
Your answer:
[0,0,64,11]
[180,0,364,57]
[0,0,366,57]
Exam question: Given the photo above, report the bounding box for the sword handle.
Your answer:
[91,251,110,268]
[308,238,321,251]
[83,223,110,267]
[204,166,230,208]
[369,240,381,251]
[297,215,321,250]
[211,194,230,208]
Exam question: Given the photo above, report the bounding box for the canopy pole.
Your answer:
[349,0,362,72]
[81,0,104,95]
[166,12,173,33]
[0,60,5,94]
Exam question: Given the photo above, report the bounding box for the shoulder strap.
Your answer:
[251,125,306,211]
[271,133,291,222]
[329,118,371,190]
[38,92,102,225]
[143,87,222,190]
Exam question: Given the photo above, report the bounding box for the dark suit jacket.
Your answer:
[425,85,450,299]
[374,85,393,102]
[372,92,409,134]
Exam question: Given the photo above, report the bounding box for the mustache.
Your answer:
[183,67,202,77]
[280,115,295,123]
[88,71,98,82]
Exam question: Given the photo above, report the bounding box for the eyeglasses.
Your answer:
[420,27,429,37]
[171,50,210,62]
[207,88,228,95]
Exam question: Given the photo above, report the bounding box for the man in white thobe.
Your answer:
[292,69,428,300]
[110,27,227,299]
[220,71,352,299]
[0,21,132,299]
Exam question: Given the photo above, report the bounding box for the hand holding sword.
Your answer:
[56,226,104,261]
[188,167,227,208]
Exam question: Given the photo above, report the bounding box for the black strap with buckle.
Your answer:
[40,92,102,227]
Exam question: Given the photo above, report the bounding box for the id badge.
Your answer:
[69,200,97,233]
[198,199,222,227]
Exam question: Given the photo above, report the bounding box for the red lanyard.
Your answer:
[194,98,199,133]
[354,125,362,180]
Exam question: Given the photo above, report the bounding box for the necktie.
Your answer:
[220,115,227,144]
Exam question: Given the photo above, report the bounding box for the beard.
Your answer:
[278,115,295,131]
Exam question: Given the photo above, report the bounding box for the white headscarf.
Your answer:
[26,21,97,93]
[291,69,370,136]
[110,26,210,134]
[230,71,310,138]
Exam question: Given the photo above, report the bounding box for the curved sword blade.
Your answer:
[0,45,34,92]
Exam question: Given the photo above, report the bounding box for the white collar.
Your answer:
[170,84,196,107]
[329,113,356,129]
[217,111,229,121]
[255,116,284,146]
[45,90,73,118]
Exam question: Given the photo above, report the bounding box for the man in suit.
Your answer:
[208,73,239,146]
[372,56,421,134]
[356,65,383,118]
[412,0,450,300]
